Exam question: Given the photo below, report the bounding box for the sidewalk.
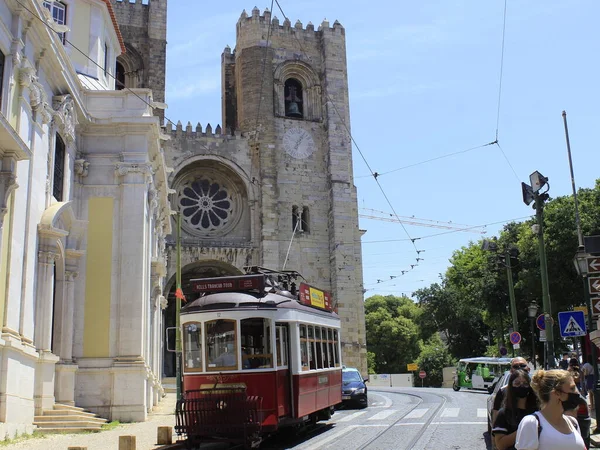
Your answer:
[1,394,178,450]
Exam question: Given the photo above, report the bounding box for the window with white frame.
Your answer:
[43,1,67,44]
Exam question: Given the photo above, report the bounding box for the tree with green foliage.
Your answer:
[416,334,454,387]
[365,295,423,374]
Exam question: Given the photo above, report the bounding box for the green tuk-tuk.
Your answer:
[452,357,512,393]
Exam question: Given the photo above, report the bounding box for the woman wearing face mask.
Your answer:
[515,369,586,449]
[492,370,538,450]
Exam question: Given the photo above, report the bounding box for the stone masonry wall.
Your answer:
[111,0,167,123]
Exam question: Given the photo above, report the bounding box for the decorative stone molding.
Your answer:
[38,250,59,266]
[74,159,90,177]
[159,295,168,310]
[64,270,78,282]
[115,162,153,182]
[148,186,159,211]
[0,170,18,227]
[52,95,77,144]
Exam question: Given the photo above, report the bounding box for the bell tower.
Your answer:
[221,8,367,373]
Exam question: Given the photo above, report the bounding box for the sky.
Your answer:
[164,1,600,299]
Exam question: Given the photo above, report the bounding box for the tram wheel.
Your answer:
[452,382,460,392]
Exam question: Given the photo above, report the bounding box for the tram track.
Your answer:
[355,389,449,450]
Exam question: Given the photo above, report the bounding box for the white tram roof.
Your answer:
[458,357,513,365]
[182,291,340,321]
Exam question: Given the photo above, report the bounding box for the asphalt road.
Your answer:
[218,387,492,449]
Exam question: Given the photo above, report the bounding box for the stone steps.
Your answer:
[34,403,108,433]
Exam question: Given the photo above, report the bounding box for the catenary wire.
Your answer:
[362,215,533,244]
[496,141,521,182]
[355,141,496,180]
[496,0,508,142]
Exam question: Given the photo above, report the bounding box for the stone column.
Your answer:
[0,156,19,260]
[54,268,78,404]
[111,162,152,422]
[34,250,57,351]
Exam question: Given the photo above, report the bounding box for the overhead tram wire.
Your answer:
[493,0,521,183]
[355,141,497,180]
[273,0,422,261]
[362,215,534,244]
[15,0,208,150]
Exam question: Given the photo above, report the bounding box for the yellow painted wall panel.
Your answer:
[83,197,113,357]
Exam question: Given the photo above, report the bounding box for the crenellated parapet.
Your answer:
[236,7,345,43]
[163,121,248,140]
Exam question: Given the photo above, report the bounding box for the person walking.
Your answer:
[492,369,538,450]
[558,354,569,371]
[582,356,595,409]
[492,357,531,426]
[515,369,586,450]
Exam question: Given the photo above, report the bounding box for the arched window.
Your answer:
[284,78,303,119]
[115,61,125,90]
[53,134,66,201]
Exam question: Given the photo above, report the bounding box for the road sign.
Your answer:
[510,331,521,345]
[558,311,587,338]
[574,306,588,316]
[590,277,600,295]
[499,347,507,356]
[593,298,600,316]
[588,257,600,274]
[536,314,546,330]
[419,370,426,379]
[407,363,418,371]
[539,329,547,342]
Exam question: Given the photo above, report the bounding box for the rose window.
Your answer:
[179,179,234,232]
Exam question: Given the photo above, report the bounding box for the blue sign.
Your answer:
[558,311,587,338]
[499,347,508,356]
[536,314,545,331]
[510,331,521,345]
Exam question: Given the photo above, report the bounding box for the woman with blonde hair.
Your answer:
[515,369,585,449]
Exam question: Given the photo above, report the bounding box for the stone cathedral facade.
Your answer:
[112,3,367,375]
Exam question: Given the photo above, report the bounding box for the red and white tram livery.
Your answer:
[174,270,342,448]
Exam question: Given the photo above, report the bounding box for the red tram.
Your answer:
[174,269,342,448]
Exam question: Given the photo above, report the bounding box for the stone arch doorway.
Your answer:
[162,260,242,377]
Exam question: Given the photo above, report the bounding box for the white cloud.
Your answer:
[166,73,221,100]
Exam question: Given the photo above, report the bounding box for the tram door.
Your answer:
[275,323,291,417]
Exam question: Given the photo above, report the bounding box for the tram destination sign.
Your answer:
[299,283,334,312]
[191,274,265,293]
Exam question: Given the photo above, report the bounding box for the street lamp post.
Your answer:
[574,247,600,430]
[523,171,554,368]
[527,302,538,369]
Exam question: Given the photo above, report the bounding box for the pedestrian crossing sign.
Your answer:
[558,311,587,338]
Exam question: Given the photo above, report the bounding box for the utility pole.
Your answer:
[505,250,518,336]
[175,212,183,400]
[523,171,554,368]
[534,190,555,368]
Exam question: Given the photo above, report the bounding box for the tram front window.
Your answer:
[241,318,273,369]
[205,319,237,371]
[183,322,202,371]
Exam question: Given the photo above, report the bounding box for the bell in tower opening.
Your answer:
[285,78,304,118]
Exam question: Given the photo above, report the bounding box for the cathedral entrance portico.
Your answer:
[162,259,245,377]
